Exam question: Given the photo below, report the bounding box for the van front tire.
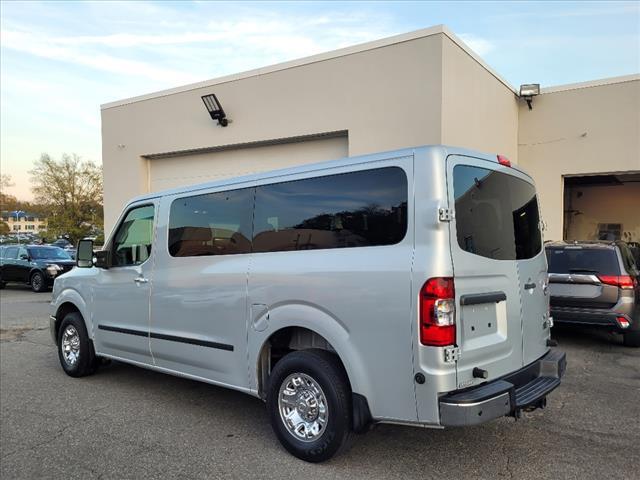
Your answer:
[267,349,353,462]
[57,312,98,377]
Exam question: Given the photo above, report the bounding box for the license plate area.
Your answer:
[460,301,506,349]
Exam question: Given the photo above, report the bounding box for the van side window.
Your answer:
[253,167,407,253]
[112,205,155,266]
[168,188,253,257]
[3,247,18,260]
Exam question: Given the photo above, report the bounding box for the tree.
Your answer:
[0,174,17,212]
[30,153,103,244]
[0,174,14,191]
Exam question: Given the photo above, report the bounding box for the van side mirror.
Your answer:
[94,250,111,269]
[76,240,94,268]
[19,253,29,260]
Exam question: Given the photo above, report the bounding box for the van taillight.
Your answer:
[598,275,635,289]
[497,155,511,167]
[420,277,456,346]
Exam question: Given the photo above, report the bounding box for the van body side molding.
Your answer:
[460,292,507,306]
[98,324,234,351]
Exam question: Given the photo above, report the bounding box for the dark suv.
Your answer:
[545,241,639,347]
[0,245,75,292]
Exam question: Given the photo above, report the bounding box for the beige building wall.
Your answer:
[101,26,522,234]
[148,136,348,192]
[102,25,638,242]
[518,76,640,241]
[565,183,640,242]
[101,29,446,233]
[440,35,518,161]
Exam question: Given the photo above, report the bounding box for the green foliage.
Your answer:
[0,221,9,235]
[30,153,103,244]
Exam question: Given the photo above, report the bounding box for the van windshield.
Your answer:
[453,165,542,260]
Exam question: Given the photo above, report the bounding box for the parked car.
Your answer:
[50,238,76,259]
[50,145,566,462]
[0,245,75,292]
[546,241,640,347]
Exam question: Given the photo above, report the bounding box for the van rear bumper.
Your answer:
[439,349,566,427]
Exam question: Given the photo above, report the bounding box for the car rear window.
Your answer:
[453,165,542,260]
[545,247,620,275]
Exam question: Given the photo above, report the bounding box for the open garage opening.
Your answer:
[563,173,640,243]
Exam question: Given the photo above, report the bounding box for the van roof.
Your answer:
[127,145,530,205]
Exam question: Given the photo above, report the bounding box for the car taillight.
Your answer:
[598,275,635,289]
[420,277,456,346]
[617,317,631,329]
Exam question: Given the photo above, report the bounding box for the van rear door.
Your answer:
[446,155,547,389]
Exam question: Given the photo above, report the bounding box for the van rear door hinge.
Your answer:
[444,346,461,363]
[438,208,454,222]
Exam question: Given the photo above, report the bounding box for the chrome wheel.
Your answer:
[278,373,328,442]
[61,326,80,366]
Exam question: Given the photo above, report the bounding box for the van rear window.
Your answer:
[545,248,620,275]
[453,165,542,260]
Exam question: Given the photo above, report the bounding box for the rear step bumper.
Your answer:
[439,350,566,427]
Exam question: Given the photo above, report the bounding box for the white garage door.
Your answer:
[149,136,348,192]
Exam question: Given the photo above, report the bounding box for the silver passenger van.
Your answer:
[51,145,566,462]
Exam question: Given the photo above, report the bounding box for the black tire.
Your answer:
[30,271,47,293]
[267,349,352,463]
[57,312,98,377]
[623,331,640,348]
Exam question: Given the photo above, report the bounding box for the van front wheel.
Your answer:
[57,312,98,377]
[267,349,352,462]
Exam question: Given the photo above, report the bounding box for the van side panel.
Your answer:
[411,147,458,424]
[247,156,417,422]
[149,191,254,389]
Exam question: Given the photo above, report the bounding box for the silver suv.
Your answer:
[546,241,640,347]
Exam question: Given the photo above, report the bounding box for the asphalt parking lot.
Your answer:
[1,285,639,479]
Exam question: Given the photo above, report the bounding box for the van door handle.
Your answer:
[524,282,536,290]
[134,277,149,284]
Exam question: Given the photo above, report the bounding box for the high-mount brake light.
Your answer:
[598,275,635,289]
[419,277,456,346]
[497,155,511,167]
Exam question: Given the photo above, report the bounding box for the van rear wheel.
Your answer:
[267,349,352,462]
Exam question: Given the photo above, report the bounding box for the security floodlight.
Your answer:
[519,83,540,110]
[201,94,229,127]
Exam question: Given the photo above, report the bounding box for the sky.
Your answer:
[1,0,639,200]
